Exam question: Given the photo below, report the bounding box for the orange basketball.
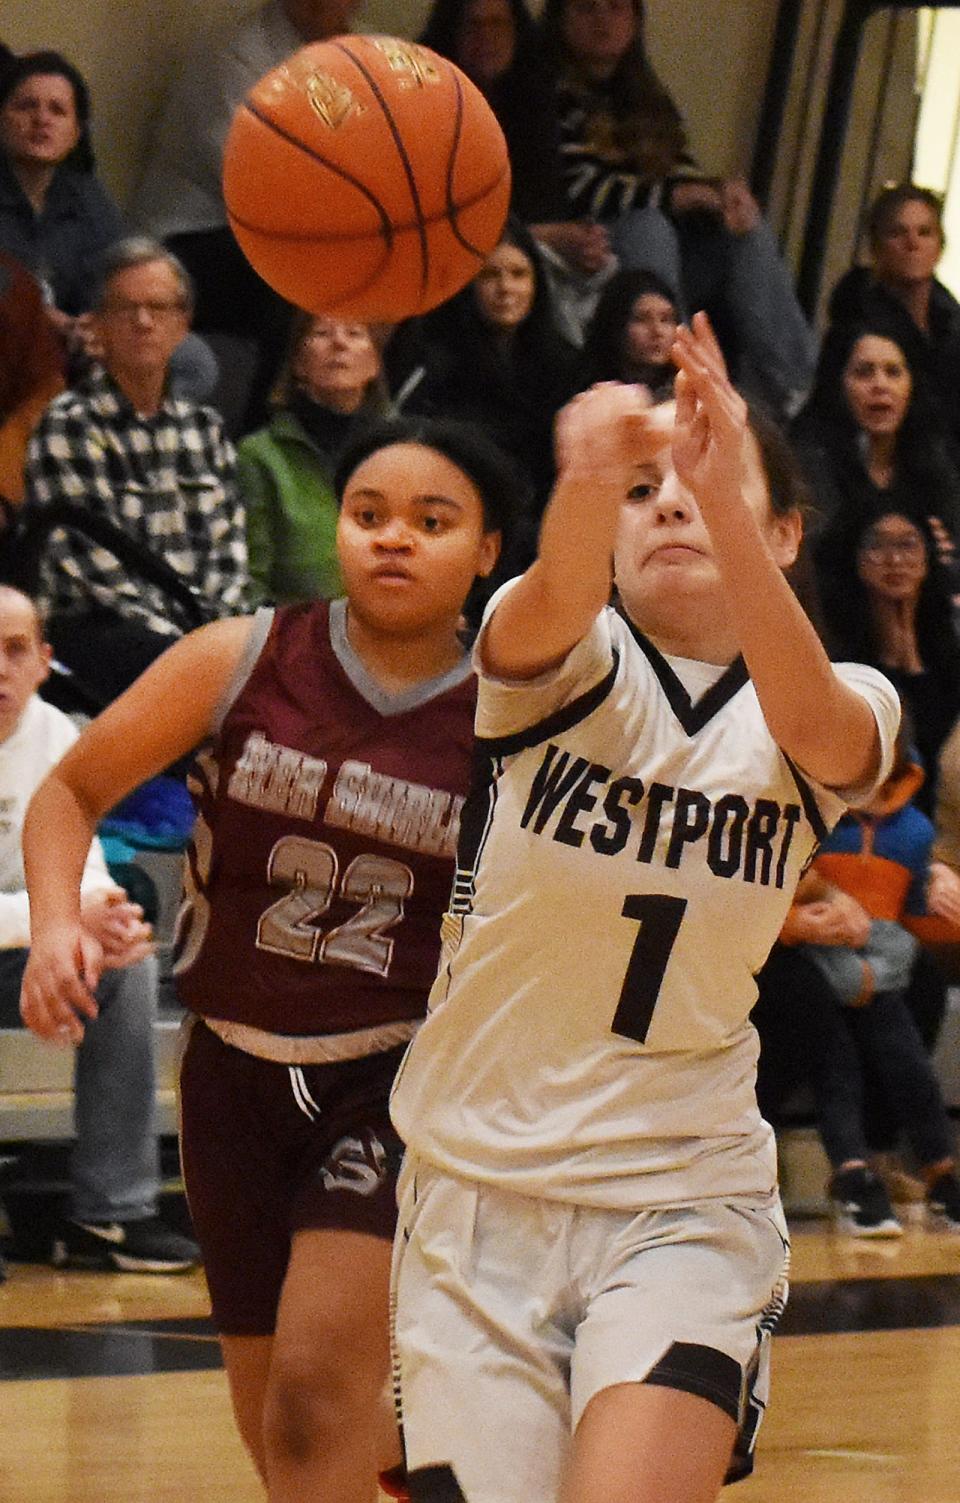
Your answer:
[222,35,512,322]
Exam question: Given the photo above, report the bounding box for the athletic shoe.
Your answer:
[378,1466,411,1500]
[830,1166,903,1237]
[51,1216,200,1273]
[926,1170,960,1233]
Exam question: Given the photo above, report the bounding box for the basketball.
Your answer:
[222,35,512,323]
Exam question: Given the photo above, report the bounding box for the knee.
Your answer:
[264,1367,327,1465]
[264,1351,375,1465]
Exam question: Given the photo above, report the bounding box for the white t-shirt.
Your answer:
[0,695,115,949]
[391,597,900,1209]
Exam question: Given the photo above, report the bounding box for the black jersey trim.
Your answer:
[782,752,830,844]
[450,747,502,913]
[407,1465,467,1501]
[643,1341,742,1424]
[621,614,750,734]
[475,652,620,758]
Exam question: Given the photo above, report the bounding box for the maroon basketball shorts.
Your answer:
[180,1018,407,1335]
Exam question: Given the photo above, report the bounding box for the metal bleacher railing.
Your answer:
[752,0,960,323]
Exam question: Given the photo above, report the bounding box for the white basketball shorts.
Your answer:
[391,1158,790,1502]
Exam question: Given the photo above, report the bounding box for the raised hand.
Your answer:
[554,381,669,481]
[671,312,749,509]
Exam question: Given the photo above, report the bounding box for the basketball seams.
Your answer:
[445,72,497,263]
[227,100,395,248]
[227,160,511,241]
[224,35,511,318]
[329,40,431,297]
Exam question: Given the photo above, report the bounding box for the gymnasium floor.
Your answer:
[2,1219,959,1502]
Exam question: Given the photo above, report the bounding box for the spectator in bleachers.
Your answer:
[0,249,64,510]
[0,584,198,1272]
[829,184,960,467]
[761,733,960,1238]
[815,508,960,817]
[419,0,595,250]
[419,0,614,350]
[792,318,960,560]
[0,51,122,351]
[131,0,363,428]
[537,0,816,412]
[386,218,573,515]
[574,266,678,398]
[238,314,391,605]
[0,50,217,405]
[23,236,249,706]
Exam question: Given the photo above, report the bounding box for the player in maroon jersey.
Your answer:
[19,415,521,1503]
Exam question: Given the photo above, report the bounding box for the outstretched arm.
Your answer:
[20,615,254,1042]
[481,385,671,680]
[671,313,886,791]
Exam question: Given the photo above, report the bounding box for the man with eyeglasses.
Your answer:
[22,235,249,706]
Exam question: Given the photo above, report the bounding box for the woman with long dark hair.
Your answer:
[793,317,960,549]
[419,0,572,231]
[0,51,215,400]
[386,217,573,514]
[537,0,815,412]
[575,267,679,397]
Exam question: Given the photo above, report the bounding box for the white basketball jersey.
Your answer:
[391,598,900,1209]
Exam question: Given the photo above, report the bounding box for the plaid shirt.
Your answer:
[24,366,249,637]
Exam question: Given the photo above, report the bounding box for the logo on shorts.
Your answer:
[320,1132,388,1195]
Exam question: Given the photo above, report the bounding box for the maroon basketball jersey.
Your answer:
[175,600,477,1036]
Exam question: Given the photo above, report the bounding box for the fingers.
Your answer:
[671,317,747,467]
[556,382,671,474]
[673,314,736,398]
[20,968,98,1045]
[100,919,154,964]
[19,930,102,1045]
[101,936,155,971]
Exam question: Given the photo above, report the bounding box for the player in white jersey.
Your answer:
[389,315,900,1503]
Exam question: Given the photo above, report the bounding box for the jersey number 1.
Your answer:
[612,894,688,1044]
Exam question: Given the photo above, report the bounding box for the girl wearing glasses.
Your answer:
[817,508,960,819]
